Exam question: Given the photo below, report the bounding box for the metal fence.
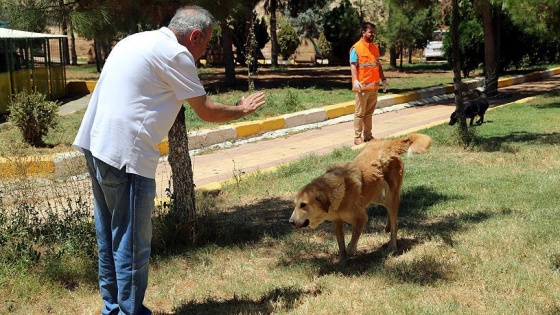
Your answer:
[1,29,67,114]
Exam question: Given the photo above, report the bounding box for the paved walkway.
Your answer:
[151,74,560,197]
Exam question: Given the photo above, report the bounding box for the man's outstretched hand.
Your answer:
[237,91,266,114]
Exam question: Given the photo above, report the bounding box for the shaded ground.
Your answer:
[198,64,455,93]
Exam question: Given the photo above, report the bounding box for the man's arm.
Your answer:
[186,91,265,122]
[349,47,359,83]
[350,62,359,82]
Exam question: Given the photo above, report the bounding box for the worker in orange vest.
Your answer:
[350,22,387,145]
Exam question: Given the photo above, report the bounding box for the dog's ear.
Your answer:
[315,192,331,213]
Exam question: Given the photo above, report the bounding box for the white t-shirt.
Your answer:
[73,27,206,179]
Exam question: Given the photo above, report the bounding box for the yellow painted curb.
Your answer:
[509,96,537,105]
[393,92,420,104]
[67,80,97,96]
[342,101,356,114]
[498,78,513,88]
[196,181,228,192]
[323,104,347,119]
[0,155,55,177]
[261,116,286,132]
[525,72,542,82]
[158,140,170,156]
[444,84,454,94]
[231,121,262,138]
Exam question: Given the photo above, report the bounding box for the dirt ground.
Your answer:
[199,64,454,93]
[64,61,455,94]
[67,31,454,91]
[67,33,451,86]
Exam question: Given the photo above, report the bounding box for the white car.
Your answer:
[424,30,447,61]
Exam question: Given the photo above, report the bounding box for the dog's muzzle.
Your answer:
[289,219,309,229]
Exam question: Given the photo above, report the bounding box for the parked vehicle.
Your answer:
[424,30,448,61]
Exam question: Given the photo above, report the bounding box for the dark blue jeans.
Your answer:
[83,149,154,315]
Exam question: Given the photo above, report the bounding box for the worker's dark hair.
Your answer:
[361,22,376,32]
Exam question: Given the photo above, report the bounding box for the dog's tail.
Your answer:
[392,133,432,157]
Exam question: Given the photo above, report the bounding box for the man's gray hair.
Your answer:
[168,6,215,37]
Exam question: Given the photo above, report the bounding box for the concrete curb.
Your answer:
[3,67,559,177]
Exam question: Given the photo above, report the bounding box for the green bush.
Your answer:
[283,88,302,110]
[277,23,300,60]
[8,90,59,146]
[317,31,332,59]
[0,196,96,272]
[323,0,361,62]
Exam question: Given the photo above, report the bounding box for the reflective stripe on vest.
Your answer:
[358,61,380,67]
[351,38,381,91]
[361,82,380,87]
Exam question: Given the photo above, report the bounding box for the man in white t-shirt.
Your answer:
[73,6,265,315]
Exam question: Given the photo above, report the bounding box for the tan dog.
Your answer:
[289,133,432,263]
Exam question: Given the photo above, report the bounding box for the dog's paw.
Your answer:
[346,245,357,257]
[338,252,348,266]
[385,241,398,253]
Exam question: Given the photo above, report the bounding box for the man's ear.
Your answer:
[189,29,203,45]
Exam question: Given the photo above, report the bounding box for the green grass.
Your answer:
[1,89,559,314]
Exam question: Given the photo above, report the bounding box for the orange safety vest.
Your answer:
[351,38,381,91]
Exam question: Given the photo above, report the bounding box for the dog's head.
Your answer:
[289,183,332,229]
[449,111,458,125]
[289,167,349,229]
[474,87,486,98]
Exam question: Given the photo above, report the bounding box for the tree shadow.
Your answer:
[155,286,318,315]
[474,132,560,152]
[533,89,560,108]
[313,207,509,283]
[152,196,295,257]
[201,196,295,244]
[366,185,453,232]
[292,185,509,280]
[203,66,351,92]
[309,237,422,277]
[154,184,507,283]
[200,64,455,94]
[409,208,513,247]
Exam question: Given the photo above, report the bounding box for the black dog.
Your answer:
[449,89,489,126]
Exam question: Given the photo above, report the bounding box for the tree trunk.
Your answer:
[452,0,469,146]
[389,46,397,67]
[399,43,404,69]
[69,25,78,66]
[59,0,71,66]
[167,106,197,243]
[245,15,256,90]
[480,0,499,97]
[94,39,102,72]
[269,0,279,67]
[221,20,236,87]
